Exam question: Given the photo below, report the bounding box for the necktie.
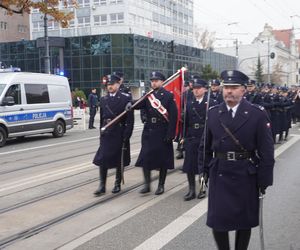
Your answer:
[229,109,233,119]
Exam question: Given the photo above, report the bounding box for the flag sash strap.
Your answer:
[147,93,169,121]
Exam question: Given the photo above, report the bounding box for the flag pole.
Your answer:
[100,68,186,133]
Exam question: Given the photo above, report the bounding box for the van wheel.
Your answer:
[53,120,65,138]
[0,127,7,147]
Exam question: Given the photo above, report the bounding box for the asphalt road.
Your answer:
[1,113,300,250]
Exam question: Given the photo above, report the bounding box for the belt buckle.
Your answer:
[227,151,236,161]
[151,117,157,123]
[194,123,200,129]
[106,119,111,123]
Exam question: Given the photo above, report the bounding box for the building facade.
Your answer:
[215,24,300,86]
[0,8,30,43]
[0,34,236,96]
[31,0,194,47]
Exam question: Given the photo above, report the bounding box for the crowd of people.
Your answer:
[85,68,300,249]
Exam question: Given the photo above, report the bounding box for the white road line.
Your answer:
[0,136,99,156]
[57,182,188,250]
[275,134,300,158]
[134,199,208,250]
[0,150,140,193]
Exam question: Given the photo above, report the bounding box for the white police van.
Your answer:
[0,72,73,147]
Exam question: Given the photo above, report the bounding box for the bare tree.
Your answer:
[194,26,216,50]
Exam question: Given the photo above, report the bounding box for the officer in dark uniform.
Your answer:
[175,74,200,160]
[93,75,134,196]
[182,78,216,201]
[210,79,223,104]
[113,71,132,96]
[199,70,275,250]
[244,80,262,105]
[134,71,178,195]
[88,88,98,129]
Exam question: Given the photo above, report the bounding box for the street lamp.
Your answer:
[44,0,51,74]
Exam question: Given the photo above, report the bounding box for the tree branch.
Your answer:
[0,3,24,14]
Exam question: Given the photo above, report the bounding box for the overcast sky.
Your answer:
[193,0,300,47]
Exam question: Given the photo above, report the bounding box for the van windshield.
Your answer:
[0,84,6,96]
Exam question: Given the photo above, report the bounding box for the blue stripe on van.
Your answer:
[0,109,72,123]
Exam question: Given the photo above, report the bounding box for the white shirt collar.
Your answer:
[109,92,116,97]
[196,97,204,104]
[226,103,240,118]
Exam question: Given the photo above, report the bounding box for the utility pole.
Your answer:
[44,0,51,74]
[267,37,270,83]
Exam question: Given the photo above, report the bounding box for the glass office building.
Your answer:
[0,34,236,94]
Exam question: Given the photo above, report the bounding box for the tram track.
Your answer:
[0,165,135,214]
[0,167,182,249]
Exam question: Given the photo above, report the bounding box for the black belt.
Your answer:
[148,117,167,124]
[190,123,204,129]
[214,151,253,161]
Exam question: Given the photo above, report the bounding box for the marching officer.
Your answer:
[182,78,216,201]
[88,88,98,129]
[133,71,178,195]
[199,70,275,250]
[210,79,223,104]
[113,71,132,96]
[244,80,262,105]
[93,75,134,196]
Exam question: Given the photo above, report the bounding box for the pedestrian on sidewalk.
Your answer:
[198,70,275,250]
[88,88,98,129]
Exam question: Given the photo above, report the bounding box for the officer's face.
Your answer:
[107,83,119,93]
[223,85,245,107]
[193,87,207,98]
[211,85,219,92]
[246,85,255,92]
[151,79,163,89]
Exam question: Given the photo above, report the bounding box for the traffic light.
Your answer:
[169,40,175,53]
[270,52,275,59]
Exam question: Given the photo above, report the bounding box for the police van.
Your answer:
[0,72,73,147]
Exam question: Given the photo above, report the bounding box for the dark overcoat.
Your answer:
[198,99,275,231]
[93,91,134,169]
[211,91,224,104]
[135,87,178,170]
[182,95,216,174]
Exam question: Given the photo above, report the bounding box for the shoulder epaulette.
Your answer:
[121,92,130,97]
[209,104,219,110]
[251,103,265,111]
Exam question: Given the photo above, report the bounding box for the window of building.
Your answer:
[78,0,90,7]
[0,21,8,30]
[94,0,107,5]
[18,25,27,33]
[78,17,91,27]
[32,21,43,32]
[94,14,107,25]
[25,84,50,104]
[110,0,123,3]
[110,13,124,24]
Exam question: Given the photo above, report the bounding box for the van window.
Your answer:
[0,84,5,96]
[25,84,50,104]
[5,84,22,105]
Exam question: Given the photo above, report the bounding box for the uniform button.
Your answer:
[219,174,223,177]
[221,139,225,143]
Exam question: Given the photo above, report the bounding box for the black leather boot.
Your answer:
[184,173,196,201]
[112,166,121,193]
[212,230,230,250]
[235,229,251,250]
[140,168,151,194]
[94,167,107,196]
[155,168,167,195]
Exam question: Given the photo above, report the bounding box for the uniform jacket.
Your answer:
[135,87,178,170]
[88,93,98,108]
[93,91,134,169]
[182,95,216,174]
[198,98,275,231]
